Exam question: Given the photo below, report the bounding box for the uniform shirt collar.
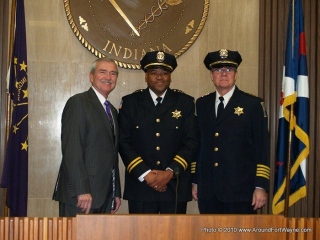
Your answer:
[92,86,108,106]
[149,88,167,106]
[216,85,235,105]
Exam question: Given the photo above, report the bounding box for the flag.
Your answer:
[0,0,28,216]
[272,0,309,214]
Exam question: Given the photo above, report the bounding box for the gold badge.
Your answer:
[219,49,228,59]
[172,109,182,119]
[157,51,165,62]
[234,106,244,116]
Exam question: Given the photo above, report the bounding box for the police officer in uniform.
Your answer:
[192,49,270,214]
[119,51,198,214]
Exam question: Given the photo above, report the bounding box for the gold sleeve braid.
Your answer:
[127,157,143,173]
[191,162,196,174]
[256,164,270,179]
[173,155,188,170]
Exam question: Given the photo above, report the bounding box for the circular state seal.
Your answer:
[63,0,210,69]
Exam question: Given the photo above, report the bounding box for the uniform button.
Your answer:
[156,133,160,137]
[176,126,179,129]
[136,126,139,129]
[215,132,219,137]
[156,118,160,122]
[156,161,161,165]
[214,163,219,167]
[156,146,160,150]
[214,147,218,151]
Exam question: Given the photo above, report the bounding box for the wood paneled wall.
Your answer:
[259,0,320,217]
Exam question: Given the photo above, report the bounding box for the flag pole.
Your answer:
[284,104,295,217]
[3,0,17,217]
[283,0,296,218]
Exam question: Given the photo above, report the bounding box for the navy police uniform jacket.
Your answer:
[195,86,270,203]
[119,88,198,202]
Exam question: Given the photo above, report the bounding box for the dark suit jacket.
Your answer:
[53,88,121,209]
[119,88,198,202]
[195,86,270,203]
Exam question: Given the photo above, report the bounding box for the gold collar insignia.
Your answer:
[172,109,182,119]
[234,106,244,116]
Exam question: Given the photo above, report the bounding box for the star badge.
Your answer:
[234,106,244,116]
[172,109,182,119]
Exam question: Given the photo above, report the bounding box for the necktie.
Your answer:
[156,97,162,108]
[111,168,115,210]
[217,96,224,118]
[104,100,116,209]
[104,100,115,135]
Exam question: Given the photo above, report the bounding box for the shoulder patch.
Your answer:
[260,102,267,117]
[119,99,123,109]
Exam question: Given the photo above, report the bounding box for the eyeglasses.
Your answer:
[212,67,236,74]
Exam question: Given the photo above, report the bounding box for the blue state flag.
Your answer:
[0,0,28,216]
[272,0,309,214]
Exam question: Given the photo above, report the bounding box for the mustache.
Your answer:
[101,79,113,84]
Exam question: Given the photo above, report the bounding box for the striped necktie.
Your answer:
[104,100,116,209]
[104,100,114,135]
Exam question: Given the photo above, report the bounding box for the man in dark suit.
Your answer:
[192,49,270,214]
[53,57,121,216]
[119,51,198,214]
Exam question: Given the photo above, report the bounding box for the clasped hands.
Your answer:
[144,169,174,192]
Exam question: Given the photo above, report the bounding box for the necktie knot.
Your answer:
[156,97,162,108]
[104,100,112,119]
[156,97,162,103]
[219,96,224,102]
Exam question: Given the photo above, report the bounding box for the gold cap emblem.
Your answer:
[219,49,228,59]
[156,51,165,62]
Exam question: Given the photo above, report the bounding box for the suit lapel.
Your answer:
[158,88,177,116]
[139,88,179,116]
[206,92,217,124]
[139,88,158,115]
[215,87,241,125]
[87,88,115,143]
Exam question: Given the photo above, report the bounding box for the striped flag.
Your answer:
[272,0,309,214]
[0,0,28,216]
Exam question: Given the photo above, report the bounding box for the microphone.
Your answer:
[174,167,180,214]
[174,167,180,178]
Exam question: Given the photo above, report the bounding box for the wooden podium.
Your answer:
[76,214,318,240]
[1,214,319,240]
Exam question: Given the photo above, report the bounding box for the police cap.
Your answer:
[140,51,177,72]
[204,49,242,70]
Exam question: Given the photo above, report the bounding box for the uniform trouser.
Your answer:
[198,194,256,214]
[128,200,187,214]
